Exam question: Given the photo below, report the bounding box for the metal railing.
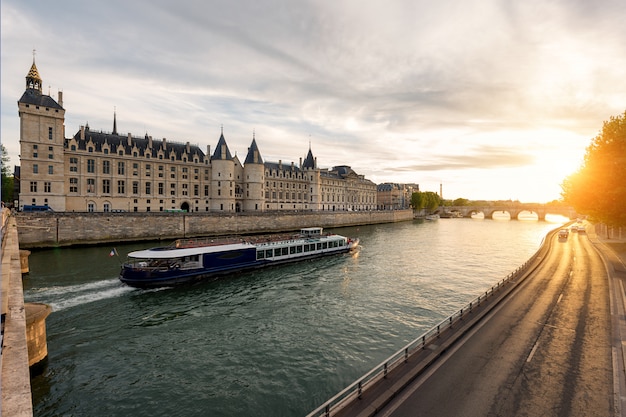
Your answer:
[306,228,556,417]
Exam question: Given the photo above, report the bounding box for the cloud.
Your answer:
[2,0,625,202]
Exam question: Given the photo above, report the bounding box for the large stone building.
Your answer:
[377,183,419,210]
[17,59,377,213]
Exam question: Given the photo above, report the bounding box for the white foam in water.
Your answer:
[27,278,137,312]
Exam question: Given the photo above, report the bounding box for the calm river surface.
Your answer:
[25,218,564,417]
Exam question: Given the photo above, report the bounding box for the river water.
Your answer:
[24,217,565,417]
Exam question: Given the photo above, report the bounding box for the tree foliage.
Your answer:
[1,144,13,203]
[411,191,441,212]
[562,110,626,226]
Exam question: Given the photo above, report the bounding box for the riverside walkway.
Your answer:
[1,210,33,417]
[309,223,626,417]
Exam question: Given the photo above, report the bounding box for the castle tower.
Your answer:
[18,54,67,211]
[210,129,236,212]
[302,146,320,210]
[242,135,265,212]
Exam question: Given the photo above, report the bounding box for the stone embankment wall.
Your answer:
[15,210,414,248]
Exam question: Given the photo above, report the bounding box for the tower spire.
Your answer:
[113,107,118,135]
[26,50,42,92]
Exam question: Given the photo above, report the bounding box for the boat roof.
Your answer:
[127,242,253,259]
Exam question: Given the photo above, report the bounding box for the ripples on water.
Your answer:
[25,218,562,417]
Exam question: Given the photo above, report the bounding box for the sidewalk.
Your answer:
[589,223,626,417]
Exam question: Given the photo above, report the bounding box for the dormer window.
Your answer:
[88,147,93,153]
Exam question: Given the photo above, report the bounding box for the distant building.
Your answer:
[16,58,377,213]
[377,183,419,210]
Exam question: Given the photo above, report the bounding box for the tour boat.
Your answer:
[119,227,359,288]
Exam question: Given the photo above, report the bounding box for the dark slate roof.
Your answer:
[264,161,302,173]
[18,88,64,110]
[377,183,400,191]
[67,127,205,161]
[302,148,315,169]
[211,133,233,160]
[244,138,263,164]
[332,165,355,177]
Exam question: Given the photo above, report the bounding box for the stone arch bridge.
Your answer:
[439,205,577,221]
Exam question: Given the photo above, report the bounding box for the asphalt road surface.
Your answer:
[378,227,615,417]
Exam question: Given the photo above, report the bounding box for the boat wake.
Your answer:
[25,278,137,312]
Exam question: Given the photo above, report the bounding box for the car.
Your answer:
[558,229,569,239]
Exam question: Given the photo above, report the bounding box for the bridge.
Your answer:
[437,204,577,221]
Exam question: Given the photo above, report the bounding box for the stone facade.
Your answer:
[15,210,415,248]
[17,60,377,213]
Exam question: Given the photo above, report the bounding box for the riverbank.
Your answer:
[15,209,413,248]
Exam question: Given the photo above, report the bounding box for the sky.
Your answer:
[2,0,625,203]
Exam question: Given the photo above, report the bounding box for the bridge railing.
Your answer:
[306,229,556,417]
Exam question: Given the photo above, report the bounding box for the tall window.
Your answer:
[145,182,151,195]
[88,202,95,212]
[158,182,164,195]
[69,178,78,193]
[44,182,51,193]
[30,182,37,192]
[117,180,125,194]
[33,164,38,174]
[87,159,95,173]
[48,127,53,140]
[103,203,110,212]
[87,178,95,193]
[48,165,54,175]
[132,181,139,194]
[103,160,110,174]
[33,144,38,158]
[70,157,78,172]
[118,162,125,175]
[102,179,110,194]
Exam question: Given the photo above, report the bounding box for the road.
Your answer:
[377,227,615,417]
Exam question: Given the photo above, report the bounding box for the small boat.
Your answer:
[424,214,440,220]
[119,227,359,288]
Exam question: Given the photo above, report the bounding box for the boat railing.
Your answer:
[305,227,556,417]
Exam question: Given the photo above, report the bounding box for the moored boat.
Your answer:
[119,227,359,288]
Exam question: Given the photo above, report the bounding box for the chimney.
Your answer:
[299,157,302,168]
[314,157,317,169]
[127,133,132,147]
[57,90,63,107]
[207,145,211,157]
[148,136,153,149]
[80,125,85,140]
[162,138,167,150]
[186,141,190,153]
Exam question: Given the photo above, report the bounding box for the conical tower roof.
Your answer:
[211,132,233,160]
[302,147,315,169]
[244,137,263,164]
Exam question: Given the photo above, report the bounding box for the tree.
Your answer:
[452,198,470,206]
[411,191,441,212]
[562,110,626,226]
[1,144,13,204]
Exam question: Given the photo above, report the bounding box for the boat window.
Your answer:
[304,245,311,252]
[257,251,265,260]
[296,245,303,253]
[322,242,328,249]
[290,246,296,254]
[317,243,322,250]
[266,249,273,258]
[274,248,280,257]
[281,247,288,256]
